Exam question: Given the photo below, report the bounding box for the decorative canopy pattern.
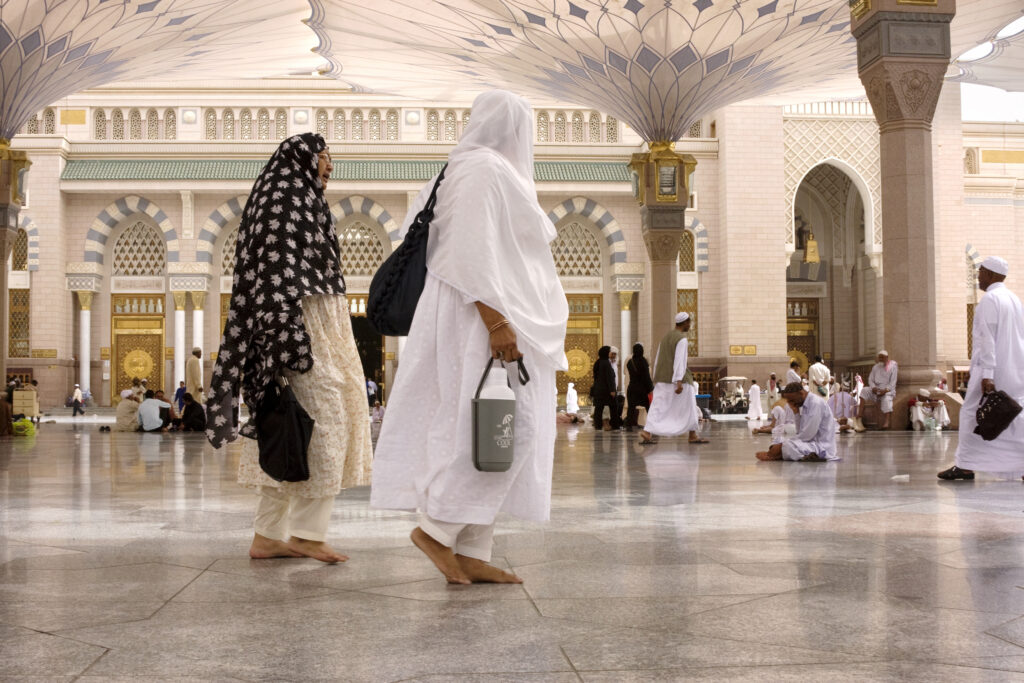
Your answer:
[0,0,316,138]
[308,0,1024,142]
[952,9,1024,92]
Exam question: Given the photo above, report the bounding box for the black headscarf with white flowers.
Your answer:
[206,133,345,449]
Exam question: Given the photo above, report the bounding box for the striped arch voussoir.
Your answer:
[547,197,626,265]
[965,243,983,268]
[197,195,248,264]
[85,195,179,265]
[687,216,710,273]
[18,214,40,272]
[330,195,399,249]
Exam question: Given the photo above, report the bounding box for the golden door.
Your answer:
[558,295,602,406]
[111,295,165,403]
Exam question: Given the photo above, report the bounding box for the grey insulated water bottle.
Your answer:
[472,359,518,472]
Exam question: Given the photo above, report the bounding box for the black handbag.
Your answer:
[974,389,1023,441]
[255,378,314,482]
[367,165,447,336]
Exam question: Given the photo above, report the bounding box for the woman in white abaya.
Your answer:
[370,90,569,584]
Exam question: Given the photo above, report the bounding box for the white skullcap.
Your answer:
[981,256,1009,276]
[609,346,619,355]
[878,349,889,356]
[918,388,931,397]
[675,312,690,324]
[193,346,202,353]
[120,389,133,399]
[74,383,79,387]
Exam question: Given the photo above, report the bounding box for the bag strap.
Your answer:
[413,164,447,227]
[474,356,530,400]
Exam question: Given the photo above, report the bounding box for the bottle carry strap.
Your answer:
[474,357,530,400]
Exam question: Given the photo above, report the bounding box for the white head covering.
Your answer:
[565,381,579,413]
[609,346,619,357]
[120,389,133,399]
[878,349,888,357]
[74,383,79,387]
[192,346,202,354]
[401,90,568,370]
[675,312,690,324]
[981,256,1009,276]
[918,388,931,397]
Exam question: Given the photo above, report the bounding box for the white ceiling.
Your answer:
[1,1,1022,141]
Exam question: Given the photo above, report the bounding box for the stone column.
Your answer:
[618,291,633,388]
[0,140,30,384]
[76,291,93,393]
[173,292,187,387]
[629,143,696,348]
[190,291,205,356]
[852,1,955,422]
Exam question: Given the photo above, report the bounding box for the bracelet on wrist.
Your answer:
[488,319,510,335]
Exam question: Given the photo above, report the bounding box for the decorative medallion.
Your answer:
[123,350,154,381]
[565,349,592,380]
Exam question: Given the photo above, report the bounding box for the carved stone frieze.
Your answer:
[612,262,645,276]
[168,275,209,292]
[167,261,211,275]
[66,261,103,275]
[612,275,645,293]
[65,274,101,292]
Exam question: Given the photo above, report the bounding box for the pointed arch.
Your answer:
[546,197,625,265]
[329,195,400,250]
[196,195,249,264]
[84,196,178,265]
[685,216,710,272]
[18,214,40,272]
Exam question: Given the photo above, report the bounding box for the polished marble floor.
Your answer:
[3,419,1024,681]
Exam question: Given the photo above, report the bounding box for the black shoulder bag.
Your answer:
[367,165,447,336]
[255,378,314,482]
[975,389,1023,441]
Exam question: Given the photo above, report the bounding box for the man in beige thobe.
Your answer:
[185,347,204,404]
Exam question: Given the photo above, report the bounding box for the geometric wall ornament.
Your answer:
[336,219,386,276]
[112,221,167,277]
[85,195,179,265]
[550,221,602,278]
[18,214,39,271]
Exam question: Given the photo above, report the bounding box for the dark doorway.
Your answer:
[350,316,384,395]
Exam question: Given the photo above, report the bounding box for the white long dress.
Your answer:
[565,382,579,414]
[955,282,1024,475]
[786,369,802,386]
[644,338,698,437]
[746,384,763,420]
[371,91,569,525]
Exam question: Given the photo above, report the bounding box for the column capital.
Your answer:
[859,59,949,129]
[617,291,635,311]
[642,229,682,263]
[190,291,206,310]
[172,292,188,311]
[75,291,94,311]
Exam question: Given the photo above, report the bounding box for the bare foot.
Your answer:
[756,450,782,461]
[287,537,348,563]
[455,555,523,584]
[249,533,303,559]
[411,527,470,585]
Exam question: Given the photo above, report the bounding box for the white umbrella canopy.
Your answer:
[0,0,319,139]
[951,9,1024,93]
[307,0,861,142]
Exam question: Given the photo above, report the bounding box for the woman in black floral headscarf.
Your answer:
[208,133,372,563]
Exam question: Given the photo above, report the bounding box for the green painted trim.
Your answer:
[60,159,630,182]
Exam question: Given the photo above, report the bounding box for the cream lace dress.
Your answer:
[238,294,372,498]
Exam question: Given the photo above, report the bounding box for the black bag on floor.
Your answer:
[974,389,1023,441]
[367,165,447,336]
[255,378,314,482]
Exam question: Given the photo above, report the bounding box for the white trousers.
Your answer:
[255,486,334,542]
[420,514,495,562]
[863,392,893,413]
[782,439,821,461]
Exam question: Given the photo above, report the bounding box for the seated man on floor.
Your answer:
[753,400,794,441]
[137,390,172,433]
[909,388,950,432]
[114,389,141,432]
[756,382,839,462]
[827,381,858,433]
[180,393,207,432]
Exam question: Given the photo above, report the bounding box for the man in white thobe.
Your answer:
[853,351,898,431]
[757,383,839,462]
[767,373,781,402]
[746,381,763,421]
[827,383,858,433]
[910,388,950,432]
[807,356,830,398]
[185,347,204,405]
[939,256,1024,480]
[639,312,707,445]
[786,360,802,386]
